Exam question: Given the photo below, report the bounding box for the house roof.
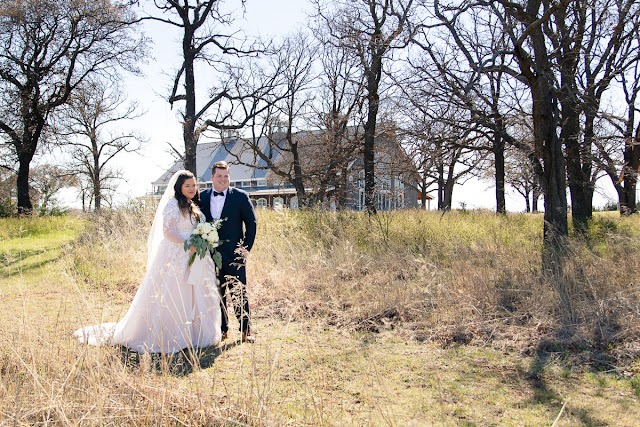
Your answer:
[152,136,278,186]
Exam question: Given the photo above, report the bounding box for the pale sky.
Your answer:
[57,0,618,211]
[94,0,314,206]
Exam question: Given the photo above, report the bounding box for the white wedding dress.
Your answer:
[74,175,222,354]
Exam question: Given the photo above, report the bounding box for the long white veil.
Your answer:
[74,168,223,351]
[146,170,188,266]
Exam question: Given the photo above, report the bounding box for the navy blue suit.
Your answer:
[199,187,257,334]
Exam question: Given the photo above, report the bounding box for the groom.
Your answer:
[199,161,257,343]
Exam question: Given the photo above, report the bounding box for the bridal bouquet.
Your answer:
[184,220,224,269]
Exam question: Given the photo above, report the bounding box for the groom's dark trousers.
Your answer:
[199,187,257,334]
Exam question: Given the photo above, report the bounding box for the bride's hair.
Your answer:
[173,171,201,222]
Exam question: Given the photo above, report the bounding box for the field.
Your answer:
[1,209,639,425]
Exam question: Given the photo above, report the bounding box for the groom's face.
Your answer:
[212,167,230,192]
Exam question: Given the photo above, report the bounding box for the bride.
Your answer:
[74,170,222,353]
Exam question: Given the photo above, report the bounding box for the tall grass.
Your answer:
[21,207,640,355]
[62,208,152,292]
[250,209,640,355]
[1,209,639,424]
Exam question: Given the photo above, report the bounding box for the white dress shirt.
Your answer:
[210,188,227,220]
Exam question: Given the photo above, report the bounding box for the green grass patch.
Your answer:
[0,215,82,240]
[0,217,84,281]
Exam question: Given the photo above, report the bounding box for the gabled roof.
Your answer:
[152,136,279,186]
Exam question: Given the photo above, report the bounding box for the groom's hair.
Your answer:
[211,161,229,174]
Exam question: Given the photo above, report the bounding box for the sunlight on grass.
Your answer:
[0,210,639,425]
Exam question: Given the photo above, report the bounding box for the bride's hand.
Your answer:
[189,245,197,253]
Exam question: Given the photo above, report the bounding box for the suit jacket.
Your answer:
[199,187,257,263]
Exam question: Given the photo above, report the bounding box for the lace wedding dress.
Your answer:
[74,174,222,354]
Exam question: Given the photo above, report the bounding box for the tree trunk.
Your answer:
[527,17,568,255]
[563,99,592,232]
[290,135,307,206]
[94,179,102,211]
[364,59,381,214]
[555,3,592,232]
[182,24,198,175]
[16,153,34,214]
[442,178,454,211]
[494,130,506,214]
[437,162,445,210]
[16,156,33,215]
[92,139,102,211]
[95,192,102,211]
[621,119,640,215]
[183,119,197,174]
[421,180,428,211]
[14,117,42,214]
[532,186,540,213]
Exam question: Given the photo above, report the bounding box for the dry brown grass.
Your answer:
[1,208,639,425]
[251,210,640,365]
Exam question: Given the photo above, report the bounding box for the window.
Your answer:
[378,176,391,191]
[358,189,365,211]
[256,198,268,209]
[241,181,251,187]
[273,197,284,210]
[376,193,391,211]
[290,197,299,210]
[376,193,383,211]
[257,179,267,187]
[229,181,236,187]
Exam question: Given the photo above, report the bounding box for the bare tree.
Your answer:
[595,87,640,216]
[56,80,146,211]
[464,0,568,252]
[616,64,640,215]
[313,0,417,214]
[29,164,78,214]
[141,0,282,175]
[219,33,315,204]
[0,0,145,214]
[400,94,487,210]
[552,0,640,229]
[406,31,521,214]
[305,34,365,207]
[503,147,541,213]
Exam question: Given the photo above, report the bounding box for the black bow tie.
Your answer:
[213,191,224,197]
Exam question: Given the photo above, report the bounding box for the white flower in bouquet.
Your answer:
[184,219,224,268]
[206,230,219,243]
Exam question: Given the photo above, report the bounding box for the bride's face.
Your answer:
[181,177,198,200]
